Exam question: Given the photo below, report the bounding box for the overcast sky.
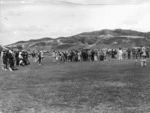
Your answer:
[0,0,150,45]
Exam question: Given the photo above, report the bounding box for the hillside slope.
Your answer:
[7,29,150,51]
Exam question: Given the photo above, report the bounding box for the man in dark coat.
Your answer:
[8,50,15,71]
[1,49,8,70]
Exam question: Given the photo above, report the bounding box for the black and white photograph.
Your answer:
[0,0,150,113]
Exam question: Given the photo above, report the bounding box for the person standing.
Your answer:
[37,51,42,65]
[52,51,56,62]
[1,49,8,70]
[40,51,44,61]
[19,51,24,66]
[24,51,30,65]
[32,51,36,62]
[127,48,131,59]
[118,48,123,60]
[78,51,81,61]
[15,51,19,66]
[94,50,98,61]
[7,50,15,71]
[140,45,147,67]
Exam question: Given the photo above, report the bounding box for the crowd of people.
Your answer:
[0,45,149,71]
[31,51,44,65]
[52,46,149,67]
[0,49,30,71]
[0,48,45,71]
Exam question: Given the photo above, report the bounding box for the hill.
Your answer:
[7,29,150,51]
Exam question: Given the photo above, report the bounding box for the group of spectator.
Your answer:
[52,46,150,64]
[1,48,30,71]
[1,45,149,71]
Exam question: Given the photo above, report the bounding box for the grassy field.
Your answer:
[0,57,150,113]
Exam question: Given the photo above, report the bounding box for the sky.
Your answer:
[0,0,150,45]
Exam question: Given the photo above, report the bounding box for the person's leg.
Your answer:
[141,58,144,67]
[144,58,147,67]
[38,57,41,65]
[5,59,8,70]
[118,55,120,60]
[9,59,13,71]
[1,59,4,70]
[12,60,14,69]
[144,61,146,67]
[2,59,8,70]
[141,61,143,67]
[17,58,20,66]
[19,59,21,66]
[1,64,4,70]
[53,57,56,62]
[120,55,123,60]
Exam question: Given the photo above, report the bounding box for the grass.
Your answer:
[0,57,150,113]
